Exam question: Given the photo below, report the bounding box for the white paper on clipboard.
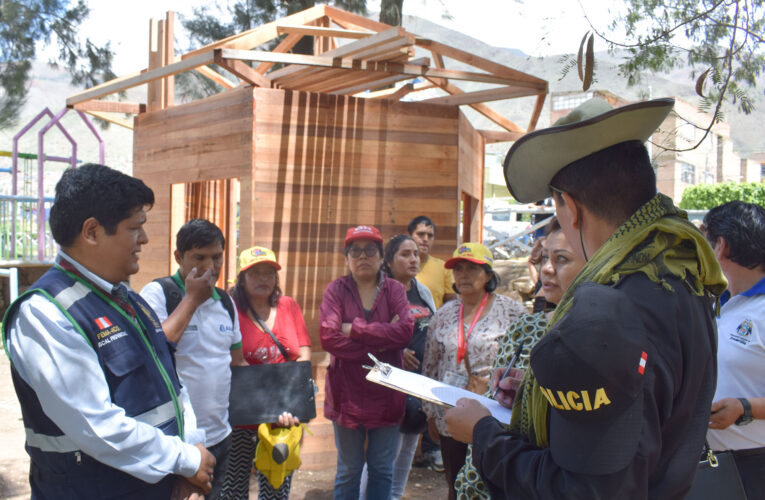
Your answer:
[365,364,512,425]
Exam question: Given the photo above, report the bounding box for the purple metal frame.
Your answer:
[10,107,105,261]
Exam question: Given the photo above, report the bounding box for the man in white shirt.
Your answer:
[141,219,246,499]
[705,200,765,498]
[3,164,215,499]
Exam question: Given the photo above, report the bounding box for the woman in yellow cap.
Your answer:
[220,246,311,499]
[421,242,525,500]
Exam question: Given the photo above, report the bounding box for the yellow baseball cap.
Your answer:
[238,246,281,273]
[444,242,494,269]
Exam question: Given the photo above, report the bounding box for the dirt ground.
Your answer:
[0,352,449,499]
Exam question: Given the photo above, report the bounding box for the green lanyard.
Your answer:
[56,265,185,439]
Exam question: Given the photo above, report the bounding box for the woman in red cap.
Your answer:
[220,246,311,499]
[319,225,414,500]
[421,242,525,500]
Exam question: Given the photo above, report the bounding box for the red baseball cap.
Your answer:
[344,225,383,246]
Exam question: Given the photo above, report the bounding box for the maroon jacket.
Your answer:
[319,274,414,429]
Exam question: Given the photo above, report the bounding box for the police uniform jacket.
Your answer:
[471,273,717,499]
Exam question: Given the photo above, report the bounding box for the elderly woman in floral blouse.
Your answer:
[422,242,525,500]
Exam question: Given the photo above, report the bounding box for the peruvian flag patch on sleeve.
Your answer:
[95,316,113,329]
[638,351,648,375]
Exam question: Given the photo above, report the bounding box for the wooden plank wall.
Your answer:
[458,111,485,243]
[132,86,254,289]
[131,85,474,470]
[251,87,461,347]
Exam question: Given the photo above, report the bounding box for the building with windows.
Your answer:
[549,90,762,202]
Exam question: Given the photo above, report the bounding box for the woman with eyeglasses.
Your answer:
[359,234,437,500]
[319,225,414,500]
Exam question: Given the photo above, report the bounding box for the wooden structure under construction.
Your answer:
[67,5,548,468]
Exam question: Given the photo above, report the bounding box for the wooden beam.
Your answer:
[272,46,411,90]
[356,81,435,98]
[147,18,163,112]
[421,86,540,106]
[163,11,175,108]
[67,51,216,106]
[382,83,415,101]
[417,38,547,86]
[278,36,412,90]
[194,65,237,89]
[220,48,537,87]
[214,53,271,88]
[323,5,391,32]
[329,57,428,95]
[256,33,303,75]
[182,5,327,59]
[312,17,331,55]
[277,24,372,39]
[84,111,134,130]
[427,48,449,88]
[426,78,525,133]
[479,130,525,143]
[267,27,408,82]
[71,100,147,114]
[345,76,414,96]
[527,92,547,132]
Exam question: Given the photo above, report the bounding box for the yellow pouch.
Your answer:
[254,423,307,490]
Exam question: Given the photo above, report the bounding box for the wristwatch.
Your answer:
[734,398,753,426]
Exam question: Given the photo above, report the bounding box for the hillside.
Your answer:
[1,13,763,191]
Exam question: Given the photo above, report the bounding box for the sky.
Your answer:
[71,0,626,75]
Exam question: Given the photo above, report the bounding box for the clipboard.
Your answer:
[364,354,512,424]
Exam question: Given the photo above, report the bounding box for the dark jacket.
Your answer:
[472,273,717,499]
[319,274,414,429]
[4,266,181,499]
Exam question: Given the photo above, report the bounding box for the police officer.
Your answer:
[3,164,215,499]
[445,99,727,498]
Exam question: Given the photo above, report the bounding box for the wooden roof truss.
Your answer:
[67,4,547,140]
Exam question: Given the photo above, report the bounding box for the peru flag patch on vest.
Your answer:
[94,316,113,329]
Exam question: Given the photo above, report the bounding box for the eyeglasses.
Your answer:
[549,184,565,196]
[348,246,379,258]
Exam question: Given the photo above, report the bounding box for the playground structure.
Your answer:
[0,108,105,315]
[1,108,104,263]
[66,5,549,468]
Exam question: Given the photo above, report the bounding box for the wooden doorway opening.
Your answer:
[170,178,240,289]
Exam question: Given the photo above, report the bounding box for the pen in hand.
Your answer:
[492,344,523,400]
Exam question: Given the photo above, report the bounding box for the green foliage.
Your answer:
[380,0,404,25]
[608,0,764,118]
[679,182,765,209]
[0,0,115,128]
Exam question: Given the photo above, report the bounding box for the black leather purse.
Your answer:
[686,442,747,500]
[228,309,317,426]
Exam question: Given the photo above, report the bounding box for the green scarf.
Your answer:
[509,193,727,447]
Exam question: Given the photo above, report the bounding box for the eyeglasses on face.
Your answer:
[348,245,379,258]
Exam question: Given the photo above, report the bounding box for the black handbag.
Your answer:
[399,395,427,434]
[686,442,747,500]
[228,308,317,426]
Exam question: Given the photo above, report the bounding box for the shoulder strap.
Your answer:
[216,287,236,325]
[247,303,291,361]
[154,277,235,326]
[154,276,183,317]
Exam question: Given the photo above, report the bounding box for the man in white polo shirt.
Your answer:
[141,219,246,499]
[705,201,765,498]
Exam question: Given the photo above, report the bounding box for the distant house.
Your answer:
[549,90,763,202]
